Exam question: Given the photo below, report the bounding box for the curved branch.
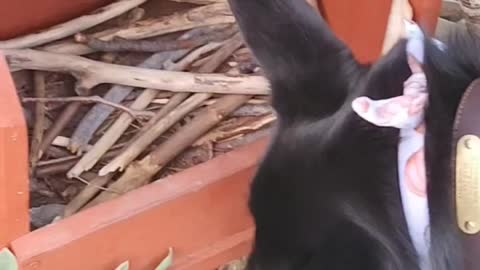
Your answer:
[4,49,270,95]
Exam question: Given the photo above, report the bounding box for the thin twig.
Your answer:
[75,24,237,52]
[193,114,275,146]
[30,71,47,170]
[21,96,155,119]
[37,102,83,161]
[35,148,123,177]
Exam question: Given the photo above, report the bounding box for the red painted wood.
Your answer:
[316,0,441,63]
[0,52,29,247]
[410,0,442,35]
[11,139,269,270]
[317,0,393,63]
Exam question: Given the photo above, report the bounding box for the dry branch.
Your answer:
[0,0,148,49]
[98,33,244,176]
[129,93,190,142]
[84,94,251,208]
[37,7,146,56]
[193,114,275,146]
[21,96,155,119]
[75,24,237,52]
[52,136,93,152]
[230,103,272,117]
[215,128,271,152]
[34,2,234,58]
[30,71,47,169]
[37,103,83,161]
[108,3,234,40]
[4,49,270,95]
[66,41,222,178]
[69,49,190,154]
[35,148,123,177]
[162,42,223,70]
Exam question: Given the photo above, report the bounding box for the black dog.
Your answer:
[227,0,480,269]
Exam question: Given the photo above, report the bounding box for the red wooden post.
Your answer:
[410,0,442,35]
[316,0,441,64]
[0,52,30,247]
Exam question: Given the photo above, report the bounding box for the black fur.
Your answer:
[227,0,480,269]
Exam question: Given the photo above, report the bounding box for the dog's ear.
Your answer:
[227,0,365,119]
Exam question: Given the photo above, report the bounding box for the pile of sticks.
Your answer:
[5,0,275,228]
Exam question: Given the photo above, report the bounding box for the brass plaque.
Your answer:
[456,135,480,234]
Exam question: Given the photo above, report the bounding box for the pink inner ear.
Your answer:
[352,97,370,114]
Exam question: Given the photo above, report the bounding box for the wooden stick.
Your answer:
[98,33,244,176]
[193,114,275,146]
[66,42,222,178]
[75,24,237,52]
[21,96,154,119]
[52,136,93,152]
[127,93,190,143]
[30,71,47,170]
[215,128,270,152]
[162,42,223,70]
[37,103,83,161]
[4,49,270,95]
[108,3,234,40]
[230,103,272,117]
[36,7,146,56]
[0,0,148,49]
[35,148,123,177]
[83,94,251,208]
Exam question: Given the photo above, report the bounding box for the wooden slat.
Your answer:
[0,52,30,247]
[11,139,269,270]
[0,0,114,40]
[317,0,441,63]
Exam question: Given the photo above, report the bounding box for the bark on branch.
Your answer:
[4,49,270,95]
[21,96,155,119]
[36,3,234,56]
